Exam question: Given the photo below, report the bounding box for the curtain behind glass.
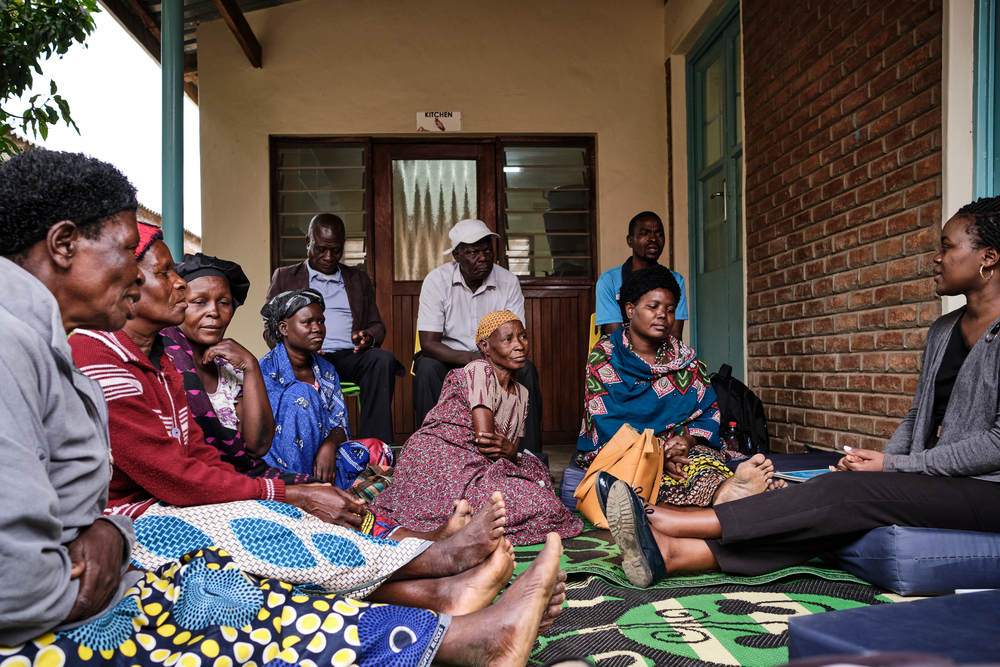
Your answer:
[392,159,477,281]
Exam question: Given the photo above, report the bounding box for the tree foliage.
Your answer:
[0,0,99,157]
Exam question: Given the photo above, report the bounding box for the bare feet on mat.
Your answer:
[712,453,773,505]
[437,537,516,615]
[434,499,475,540]
[440,491,507,573]
[436,532,565,667]
[539,570,568,633]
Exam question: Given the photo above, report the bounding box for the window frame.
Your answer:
[268,136,374,279]
[269,135,597,285]
[495,136,598,286]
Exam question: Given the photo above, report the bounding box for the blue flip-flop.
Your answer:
[605,478,668,588]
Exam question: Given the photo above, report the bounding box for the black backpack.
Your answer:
[709,364,769,456]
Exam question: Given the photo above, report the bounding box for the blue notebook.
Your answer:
[774,469,832,482]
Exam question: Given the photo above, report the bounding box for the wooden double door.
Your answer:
[366,140,593,445]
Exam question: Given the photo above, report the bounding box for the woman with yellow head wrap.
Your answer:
[372,311,583,545]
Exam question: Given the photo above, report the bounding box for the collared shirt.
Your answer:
[595,258,688,327]
[417,261,525,353]
[307,263,354,352]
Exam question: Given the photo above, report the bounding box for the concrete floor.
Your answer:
[544,443,577,487]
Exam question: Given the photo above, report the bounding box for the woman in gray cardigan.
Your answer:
[601,196,1000,586]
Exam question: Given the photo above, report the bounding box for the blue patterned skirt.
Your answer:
[129,500,431,598]
[0,547,449,667]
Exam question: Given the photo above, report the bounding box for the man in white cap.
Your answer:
[414,219,542,453]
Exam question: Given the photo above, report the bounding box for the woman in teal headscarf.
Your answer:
[578,264,777,507]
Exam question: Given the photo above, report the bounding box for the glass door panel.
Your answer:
[702,169,727,273]
[391,159,477,282]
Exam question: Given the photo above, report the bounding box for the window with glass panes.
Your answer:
[272,141,370,270]
[500,141,594,279]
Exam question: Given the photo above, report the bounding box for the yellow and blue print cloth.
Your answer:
[0,547,449,667]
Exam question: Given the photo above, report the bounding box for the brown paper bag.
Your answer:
[573,423,664,529]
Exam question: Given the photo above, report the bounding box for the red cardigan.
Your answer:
[70,329,285,517]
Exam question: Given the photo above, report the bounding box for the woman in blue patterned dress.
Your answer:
[259,289,351,481]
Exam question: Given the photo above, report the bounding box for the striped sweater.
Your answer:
[69,329,284,517]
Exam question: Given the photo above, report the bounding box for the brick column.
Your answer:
[743,0,943,452]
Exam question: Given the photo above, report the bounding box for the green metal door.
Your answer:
[687,6,744,380]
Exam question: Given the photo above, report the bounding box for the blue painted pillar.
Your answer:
[161,0,184,259]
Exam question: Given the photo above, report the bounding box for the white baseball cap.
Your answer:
[443,219,500,255]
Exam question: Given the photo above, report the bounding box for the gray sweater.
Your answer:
[0,258,139,645]
[883,306,1000,482]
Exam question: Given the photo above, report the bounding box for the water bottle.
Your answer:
[720,421,742,457]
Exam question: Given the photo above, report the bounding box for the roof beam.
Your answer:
[97,0,199,104]
[121,0,160,41]
[211,0,262,69]
[98,0,160,62]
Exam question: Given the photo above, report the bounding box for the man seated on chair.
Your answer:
[414,219,543,453]
[595,211,688,339]
[265,213,404,443]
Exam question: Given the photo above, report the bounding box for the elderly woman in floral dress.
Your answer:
[373,310,583,546]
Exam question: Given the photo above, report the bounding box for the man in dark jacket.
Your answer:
[265,214,403,442]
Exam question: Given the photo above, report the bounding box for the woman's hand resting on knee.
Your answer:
[834,446,885,472]
[285,484,366,528]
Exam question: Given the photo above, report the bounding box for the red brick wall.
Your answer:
[742,0,943,452]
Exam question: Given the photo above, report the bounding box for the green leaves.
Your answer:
[0,0,100,157]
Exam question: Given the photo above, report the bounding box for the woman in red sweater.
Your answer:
[70,224,524,607]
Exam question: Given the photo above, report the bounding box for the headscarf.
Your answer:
[577,327,720,455]
[174,252,251,308]
[476,310,522,345]
[260,288,325,343]
[135,222,163,261]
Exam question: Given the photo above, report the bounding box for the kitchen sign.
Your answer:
[416,111,462,132]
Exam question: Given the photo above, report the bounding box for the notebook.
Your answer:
[773,469,833,482]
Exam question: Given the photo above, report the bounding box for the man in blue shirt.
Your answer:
[595,211,688,339]
[265,214,404,442]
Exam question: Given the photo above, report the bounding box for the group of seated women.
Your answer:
[5,146,1000,667]
[0,149,568,667]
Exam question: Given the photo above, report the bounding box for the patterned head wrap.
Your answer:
[135,222,163,261]
[476,310,522,345]
[174,252,251,308]
[260,288,325,343]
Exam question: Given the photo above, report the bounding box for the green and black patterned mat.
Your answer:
[513,520,898,666]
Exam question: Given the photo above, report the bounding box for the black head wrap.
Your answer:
[260,288,325,343]
[174,253,251,308]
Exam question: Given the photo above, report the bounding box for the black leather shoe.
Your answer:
[605,479,668,588]
[595,471,621,524]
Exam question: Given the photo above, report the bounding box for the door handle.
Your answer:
[710,181,726,222]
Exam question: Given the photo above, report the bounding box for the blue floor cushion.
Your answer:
[560,462,586,511]
[788,589,1000,662]
[826,525,1000,596]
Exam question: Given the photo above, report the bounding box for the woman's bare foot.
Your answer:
[434,533,565,667]
[767,478,788,491]
[435,537,516,615]
[387,499,475,542]
[712,453,773,505]
[430,492,507,575]
[432,499,475,540]
[539,570,568,633]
